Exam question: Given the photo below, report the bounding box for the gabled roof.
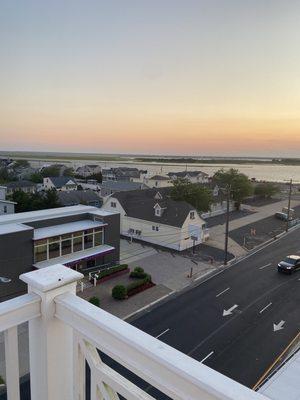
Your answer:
[149,175,170,180]
[47,176,76,188]
[100,181,146,191]
[57,190,101,207]
[112,188,196,228]
[6,180,37,188]
[168,171,209,178]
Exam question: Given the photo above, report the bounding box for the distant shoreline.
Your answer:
[1,150,300,166]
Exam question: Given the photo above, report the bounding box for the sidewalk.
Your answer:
[208,198,300,256]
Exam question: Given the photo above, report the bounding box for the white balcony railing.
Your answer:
[0,264,270,400]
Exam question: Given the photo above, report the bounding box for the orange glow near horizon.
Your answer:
[1,1,300,156]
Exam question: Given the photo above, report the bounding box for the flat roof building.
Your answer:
[0,205,120,301]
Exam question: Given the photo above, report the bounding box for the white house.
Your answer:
[102,188,209,251]
[43,176,77,191]
[0,186,16,215]
[201,184,235,218]
[143,175,173,188]
[168,170,209,184]
[75,164,102,178]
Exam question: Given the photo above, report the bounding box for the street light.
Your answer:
[286,178,292,233]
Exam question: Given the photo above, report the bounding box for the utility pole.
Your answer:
[224,184,231,265]
[286,178,292,232]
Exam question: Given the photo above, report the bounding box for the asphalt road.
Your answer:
[123,227,300,398]
[2,227,300,400]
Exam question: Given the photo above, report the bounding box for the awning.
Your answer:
[34,220,107,241]
[34,244,114,269]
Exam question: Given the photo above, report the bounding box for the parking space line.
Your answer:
[200,351,214,363]
[155,328,170,339]
[259,302,272,314]
[216,287,230,297]
[259,263,272,270]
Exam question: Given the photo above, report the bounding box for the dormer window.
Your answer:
[190,211,195,220]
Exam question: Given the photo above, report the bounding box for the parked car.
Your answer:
[275,212,293,221]
[278,255,300,274]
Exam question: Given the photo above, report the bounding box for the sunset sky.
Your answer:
[1,0,300,156]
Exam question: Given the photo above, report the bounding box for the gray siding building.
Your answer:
[0,205,120,302]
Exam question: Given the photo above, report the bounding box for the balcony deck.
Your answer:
[0,264,270,400]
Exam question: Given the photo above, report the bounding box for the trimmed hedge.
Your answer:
[127,274,151,293]
[89,296,100,307]
[112,285,127,300]
[112,274,153,300]
[93,264,128,281]
[129,267,147,279]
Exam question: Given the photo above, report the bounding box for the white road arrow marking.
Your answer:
[223,305,238,316]
[273,320,285,332]
[200,351,214,363]
[156,328,170,339]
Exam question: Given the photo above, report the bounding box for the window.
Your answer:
[73,234,83,252]
[34,245,47,262]
[152,226,155,230]
[94,230,103,246]
[49,242,60,259]
[3,206,7,213]
[61,239,72,255]
[33,227,104,263]
[135,230,142,235]
[155,208,161,216]
[190,211,195,220]
[111,202,117,208]
[156,226,159,231]
[84,233,93,249]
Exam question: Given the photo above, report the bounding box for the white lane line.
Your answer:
[216,287,230,297]
[259,263,272,270]
[200,351,214,363]
[155,328,170,339]
[259,302,272,314]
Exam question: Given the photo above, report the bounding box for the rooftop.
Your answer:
[0,205,116,227]
[112,188,197,227]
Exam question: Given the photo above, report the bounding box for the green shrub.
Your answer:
[127,275,152,293]
[89,296,100,307]
[93,264,128,281]
[0,376,5,385]
[112,285,127,300]
[129,266,147,279]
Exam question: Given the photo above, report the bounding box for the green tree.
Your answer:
[30,172,43,183]
[14,159,29,168]
[213,168,253,210]
[170,178,213,212]
[88,171,103,183]
[254,182,279,198]
[9,189,60,212]
[63,167,74,177]
[0,167,16,184]
[40,165,60,177]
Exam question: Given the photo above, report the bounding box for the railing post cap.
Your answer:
[20,264,83,292]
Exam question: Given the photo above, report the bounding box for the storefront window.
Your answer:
[84,234,93,249]
[34,245,47,262]
[49,242,60,259]
[94,231,103,246]
[61,239,72,255]
[73,235,83,252]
